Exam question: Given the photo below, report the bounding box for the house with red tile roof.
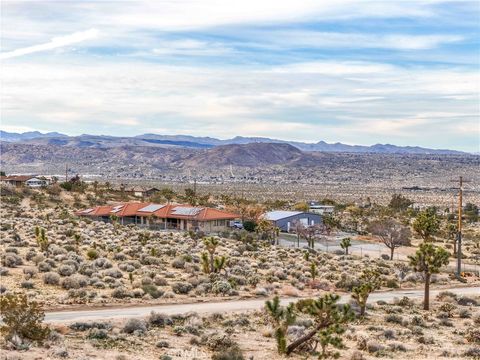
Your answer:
[76,202,239,232]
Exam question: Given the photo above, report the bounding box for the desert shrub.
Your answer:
[457,296,478,306]
[69,322,111,331]
[464,348,480,358]
[0,267,9,276]
[61,274,88,289]
[23,267,38,279]
[142,284,164,299]
[171,282,193,294]
[103,268,123,279]
[173,326,187,336]
[438,318,453,327]
[385,314,403,324]
[417,336,434,344]
[21,281,34,289]
[465,327,480,344]
[0,293,50,348]
[388,342,407,352]
[383,329,396,339]
[367,341,385,354]
[58,265,75,277]
[172,257,185,269]
[87,328,108,340]
[410,315,425,327]
[350,351,365,360]
[148,312,173,328]
[458,309,471,319]
[43,272,61,285]
[87,249,99,260]
[212,345,245,360]
[203,332,236,351]
[38,261,52,272]
[154,276,168,286]
[385,278,399,288]
[111,287,133,299]
[438,302,456,317]
[395,296,414,307]
[122,319,147,334]
[436,291,457,301]
[93,257,112,269]
[1,253,23,268]
[141,276,153,285]
[156,340,170,348]
[212,280,232,296]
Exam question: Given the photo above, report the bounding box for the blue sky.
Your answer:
[1,0,479,151]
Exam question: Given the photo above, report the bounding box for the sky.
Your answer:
[1,0,479,151]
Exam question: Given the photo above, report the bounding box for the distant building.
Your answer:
[0,175,50,188]
[308,201,335,215]
[115,185,160,198]
[76,202,239,232]
[263,210,322,232]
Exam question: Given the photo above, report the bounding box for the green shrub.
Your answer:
[0,293,50,348]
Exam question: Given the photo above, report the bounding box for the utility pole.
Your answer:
[65,164,68,182]
[452,176,469,277]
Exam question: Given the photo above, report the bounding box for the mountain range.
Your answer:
[0,130,464,154]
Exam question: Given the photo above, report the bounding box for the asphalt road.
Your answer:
[44,286,479,323]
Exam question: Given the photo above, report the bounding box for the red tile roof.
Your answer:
[0,175,36,182]
[76,202,239,221]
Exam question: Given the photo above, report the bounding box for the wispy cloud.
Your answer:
[0,29,99,60]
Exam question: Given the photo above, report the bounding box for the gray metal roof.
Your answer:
[172,207,203,216]
[264,211,303,221]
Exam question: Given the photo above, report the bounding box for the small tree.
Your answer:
[413,208,440,242]
[340,237,351,255]
[445,222,458,255]
[351,269,381,316]
[388,194,413,212]
[265,296,296,354]
[409,243,449,310]
[0,293,50,348]
[369,219,411,260]
[286,294,354,355]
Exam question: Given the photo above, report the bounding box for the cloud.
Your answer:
[248,31,463,51]
[152,39,233,56]
[0,29,99,60]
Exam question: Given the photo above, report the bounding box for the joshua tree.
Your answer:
[351,269,381,316]
[445,222,458,255]
[369,219,411,260]
[310,262,318,281]
[265,296,296,354]
[203,237,220,273]
[286,294,354,355]
[413,208,440,242]
[340,237,352,255]
[409,243,449,310]
[36,228,49,253]
[213,255,228,274]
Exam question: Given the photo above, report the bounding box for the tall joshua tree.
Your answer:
[409,243,449,310]
[265,296,296,354]
[351,269,381,316]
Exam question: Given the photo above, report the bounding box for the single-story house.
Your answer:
[0,175,50,188]
[263,210,322,232]
[308,201,335,215]
[76,202,239,232]
[114,185,160,198]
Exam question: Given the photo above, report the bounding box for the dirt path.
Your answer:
[44,286,479,324]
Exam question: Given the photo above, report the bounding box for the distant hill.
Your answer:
[182,142,309,167]
[0,130,464,154]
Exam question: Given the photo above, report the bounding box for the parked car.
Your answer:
[231,221,243,229]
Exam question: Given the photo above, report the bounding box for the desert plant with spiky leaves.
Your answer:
[351,269,381,316]
[265,296,296,354]
[287,294,354,355]
[409,243,449,310]
[340,237,352,255]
